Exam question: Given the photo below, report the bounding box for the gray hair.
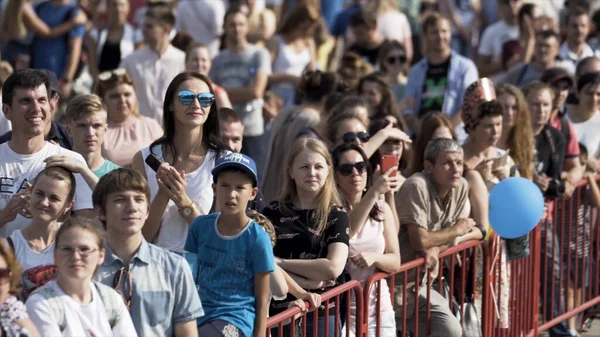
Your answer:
[424,138,463,164]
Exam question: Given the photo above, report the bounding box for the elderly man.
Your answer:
[394,138,479,337]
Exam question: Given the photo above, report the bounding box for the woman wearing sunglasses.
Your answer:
[0,241,40,337]
[262,138,349,337]
[378,40,409,103]
[94,68,163,167]
[133,72,224,251]
[332,143,400,337]
[26,218,136,336]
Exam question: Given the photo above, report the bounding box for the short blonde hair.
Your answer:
[65,94,107,122]
[247,210,276,247]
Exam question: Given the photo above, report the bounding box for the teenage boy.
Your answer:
[45,94,120,190]
[93,168,204,337]
[185,152,274,337]
[218,107,244,153]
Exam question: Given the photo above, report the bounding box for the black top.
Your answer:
[420,56,451,117]
[534,124,566,180]
[0,121,73,150]
[348,40,385,67]
[98,39,121,73]
[262,202,350,315]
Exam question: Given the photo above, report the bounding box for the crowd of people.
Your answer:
[0,0,599,336]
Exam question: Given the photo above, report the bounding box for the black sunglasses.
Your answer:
[336,162,369,176]
[177,90,215,108]
[342,131,370,144]
[387,55,407,65]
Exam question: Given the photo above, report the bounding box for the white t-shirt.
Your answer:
[477,20,520,63]
[0,97,11,136]
[0,142,94,237]
[175,0,225,57]
[9,230,54,271]
[568,110,600,158]
[26,281,138,337]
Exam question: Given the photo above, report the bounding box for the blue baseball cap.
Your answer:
[211,153,258,186]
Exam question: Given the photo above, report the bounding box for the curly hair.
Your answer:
[247,210,276,247]
[495,84,534,179]
[0,240,23,295]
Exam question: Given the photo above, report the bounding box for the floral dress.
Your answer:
[0,296,33,337]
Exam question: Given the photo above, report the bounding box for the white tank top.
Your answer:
[9,230,55,271]
[141,146,217,251]
[271,35,312,107]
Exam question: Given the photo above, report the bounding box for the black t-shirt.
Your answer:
[348,41,385,67]
[419,57,451,117]
[534,125,566,181]
[262,202,350,315]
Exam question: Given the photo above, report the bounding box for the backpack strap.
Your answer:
[31,285,66,331]
[93,281,121,328]
[560,117,571,146]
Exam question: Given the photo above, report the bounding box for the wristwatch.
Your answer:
[179,200,195,217]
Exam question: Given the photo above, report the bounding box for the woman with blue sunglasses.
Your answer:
[133,72,225,251]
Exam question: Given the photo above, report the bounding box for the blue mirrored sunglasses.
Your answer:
[177,90,215,108]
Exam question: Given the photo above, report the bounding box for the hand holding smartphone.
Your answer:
[381,155,398,177]
[145,154,162,172]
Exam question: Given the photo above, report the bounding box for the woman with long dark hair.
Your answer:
[133,72,224,251]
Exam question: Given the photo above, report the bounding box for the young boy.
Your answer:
[45,94,119,189]
[218,107,244,153]
[93,168,204,337]
[186,153,274,337]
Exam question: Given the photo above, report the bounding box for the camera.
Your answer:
[546,179,566,200]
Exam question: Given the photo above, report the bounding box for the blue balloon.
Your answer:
[489,177,544,239]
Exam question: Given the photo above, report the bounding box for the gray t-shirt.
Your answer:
[497,61,575,87]
[210,45,272,137]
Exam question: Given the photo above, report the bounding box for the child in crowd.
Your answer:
[45,94,119,190]
[7,167,75,299]
[219,107,244,153]
[186,153,274,337]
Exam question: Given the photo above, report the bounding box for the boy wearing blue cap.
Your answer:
[185,153,274,337]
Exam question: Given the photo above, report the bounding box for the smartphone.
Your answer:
[381,155,398,177]
[145,154,162,172]
[492,150,510,170]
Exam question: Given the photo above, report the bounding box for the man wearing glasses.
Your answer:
[93,168,203,337]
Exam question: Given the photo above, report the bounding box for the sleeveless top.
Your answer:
[346,201,393,320]
[270,35,311,107]
[141,146,216,251]
[9,230,54,271]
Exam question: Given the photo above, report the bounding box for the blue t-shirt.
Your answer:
[93,159,120,178]
[32,1,85,78]
[185,213,274,337]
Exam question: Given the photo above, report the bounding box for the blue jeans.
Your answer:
[271,313,340,337]
[541,221,574,337]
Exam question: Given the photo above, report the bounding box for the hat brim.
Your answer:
[211,163,258,187]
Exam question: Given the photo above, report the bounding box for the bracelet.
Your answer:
[178,199,194,212]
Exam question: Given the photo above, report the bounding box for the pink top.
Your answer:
[102,116,163,167]
[346,201,393,321]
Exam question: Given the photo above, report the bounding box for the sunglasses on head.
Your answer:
[98,68,127,81]
[177,90,215,108]
[336,162,369,176]
[342,131,370,144]
[387,55,407,65]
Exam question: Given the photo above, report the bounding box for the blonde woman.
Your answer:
[262,138,350,337]
[0,0,86,68]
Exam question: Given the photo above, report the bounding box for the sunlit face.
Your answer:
[30,175,73,224]
[432,126,453,140]
[379,137,404,159]
[577,83,600,113]
[425,151,464,189]
[69,113,108,154]
[498,93,518,128]
[97,190,149,237]
[384,48,407,75]
[225,12,248,44]
[142,16,169,45]
[360,81,383,113]
[343,106,370,126]
[526,89,553,132]
[289,149,329,196]
[171,78,212,127]
[221,121,244,153]
[3,85,50,138]
[471,115,503,147]
[55,228,105,281]
[108,0,129,25]
[425,19,451,54]
[185,46,212,75]
[551,80,571,111]
[567,14,590,44]
[334,118,368,147]
[213,171,257,215]
[103,84,137,122]
[335,150,368,196]
[534,36,559,66]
